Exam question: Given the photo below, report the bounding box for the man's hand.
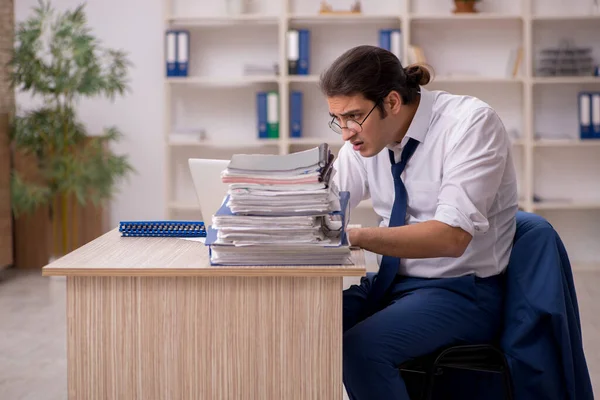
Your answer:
[347,227,361,249]
[346,220,472,259]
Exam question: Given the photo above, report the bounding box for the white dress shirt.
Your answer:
[333,87,519,278]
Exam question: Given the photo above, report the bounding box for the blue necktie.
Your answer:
[368,137,420,308]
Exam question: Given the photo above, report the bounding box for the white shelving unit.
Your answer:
[163,0,600,266]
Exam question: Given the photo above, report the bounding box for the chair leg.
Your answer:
[422,366,439,400]
[503,368,514,400]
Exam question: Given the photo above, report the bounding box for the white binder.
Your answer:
[592,93,600,138]
[165,31,177,77]
[177,30,189,77]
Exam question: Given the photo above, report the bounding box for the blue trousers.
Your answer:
[343,272,505,400]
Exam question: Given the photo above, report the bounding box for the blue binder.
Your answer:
[379,29,391,51]
[256,91,268,138]
[119,220,206,237]
[290,91,303,138]
[298,29,310,75]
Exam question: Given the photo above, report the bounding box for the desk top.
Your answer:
[41,228,367,277]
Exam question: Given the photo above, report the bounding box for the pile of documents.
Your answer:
[205,144,352,266]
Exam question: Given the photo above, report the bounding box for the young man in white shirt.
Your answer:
[320,45,519,400]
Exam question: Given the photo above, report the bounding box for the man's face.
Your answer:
[327,94,391,157]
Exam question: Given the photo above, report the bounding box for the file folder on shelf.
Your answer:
[177,30,190,77]
[378,29,402,61]
[164,29,190,77]
[267,91,279,138]
[165,30,177,77]
[290,91,303,138]
[298,29,310,75]
[287,29,299,75]
[256,91,268,138]
[592,92,600,138]
[119,221,206,237]
[579,91,593,139]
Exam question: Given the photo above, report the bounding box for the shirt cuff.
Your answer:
[433,204,488,237]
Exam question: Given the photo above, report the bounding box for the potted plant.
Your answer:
[453,0,480,13]
[8,0,135,258]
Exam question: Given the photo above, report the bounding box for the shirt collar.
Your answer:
[386,86,434,151]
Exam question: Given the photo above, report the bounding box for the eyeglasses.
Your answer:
[328,101,379,135]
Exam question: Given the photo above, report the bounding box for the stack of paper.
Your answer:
[221,143,339,215]
[205,144,353,266]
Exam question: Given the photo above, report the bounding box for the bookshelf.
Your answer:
[163,0,600,267]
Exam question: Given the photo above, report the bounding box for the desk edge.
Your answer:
[41,266,368,277]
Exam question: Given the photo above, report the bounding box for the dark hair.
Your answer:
[319,45,433,118]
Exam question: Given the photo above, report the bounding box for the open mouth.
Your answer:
[352,142,363,151]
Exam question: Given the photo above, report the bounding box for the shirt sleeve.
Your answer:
[332,141,370,211]
[433,107,510,237]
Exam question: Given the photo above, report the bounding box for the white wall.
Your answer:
[14,0,166,229]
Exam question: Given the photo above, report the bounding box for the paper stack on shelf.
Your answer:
[205,144,352,266]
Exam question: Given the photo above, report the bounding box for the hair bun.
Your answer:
[404,64,432,86]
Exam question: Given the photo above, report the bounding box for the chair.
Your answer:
[399,343,514,400]
[398,211,594,400]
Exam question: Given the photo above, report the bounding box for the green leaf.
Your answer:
[9,0,135,217]
[10,172,52,218]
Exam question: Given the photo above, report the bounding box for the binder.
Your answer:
[290,91,303,138]
[119,220,206,237]
[267,91,279,138]
[390,29,402,61]
[287,29,299,75]
[592,93,600,138]
[579,92,592,139]
[177,30,190,77]
[378,29,391,52]
[378,29,402,60]
[165,30,177,77]
[298,29,310,75]
[256,91,268,139]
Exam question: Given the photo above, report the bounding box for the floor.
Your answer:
[1,267,598,399]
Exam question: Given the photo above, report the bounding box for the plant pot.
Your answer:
[12,148,52,269]
[11,137,108,268]
[453,0,478,13]
[0,114,13,269]
[49,193,106,259]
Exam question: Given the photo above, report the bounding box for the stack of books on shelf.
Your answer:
[205,143,352,266]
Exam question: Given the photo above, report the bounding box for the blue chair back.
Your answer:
[500,211,594,399]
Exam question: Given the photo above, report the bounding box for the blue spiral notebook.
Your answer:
[119,220,206,237]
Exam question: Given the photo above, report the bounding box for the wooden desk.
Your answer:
[42,229,366,400]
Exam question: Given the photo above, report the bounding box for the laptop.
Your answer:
[188,158,230,224]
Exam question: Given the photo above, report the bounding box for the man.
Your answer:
[320,45,519,400]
